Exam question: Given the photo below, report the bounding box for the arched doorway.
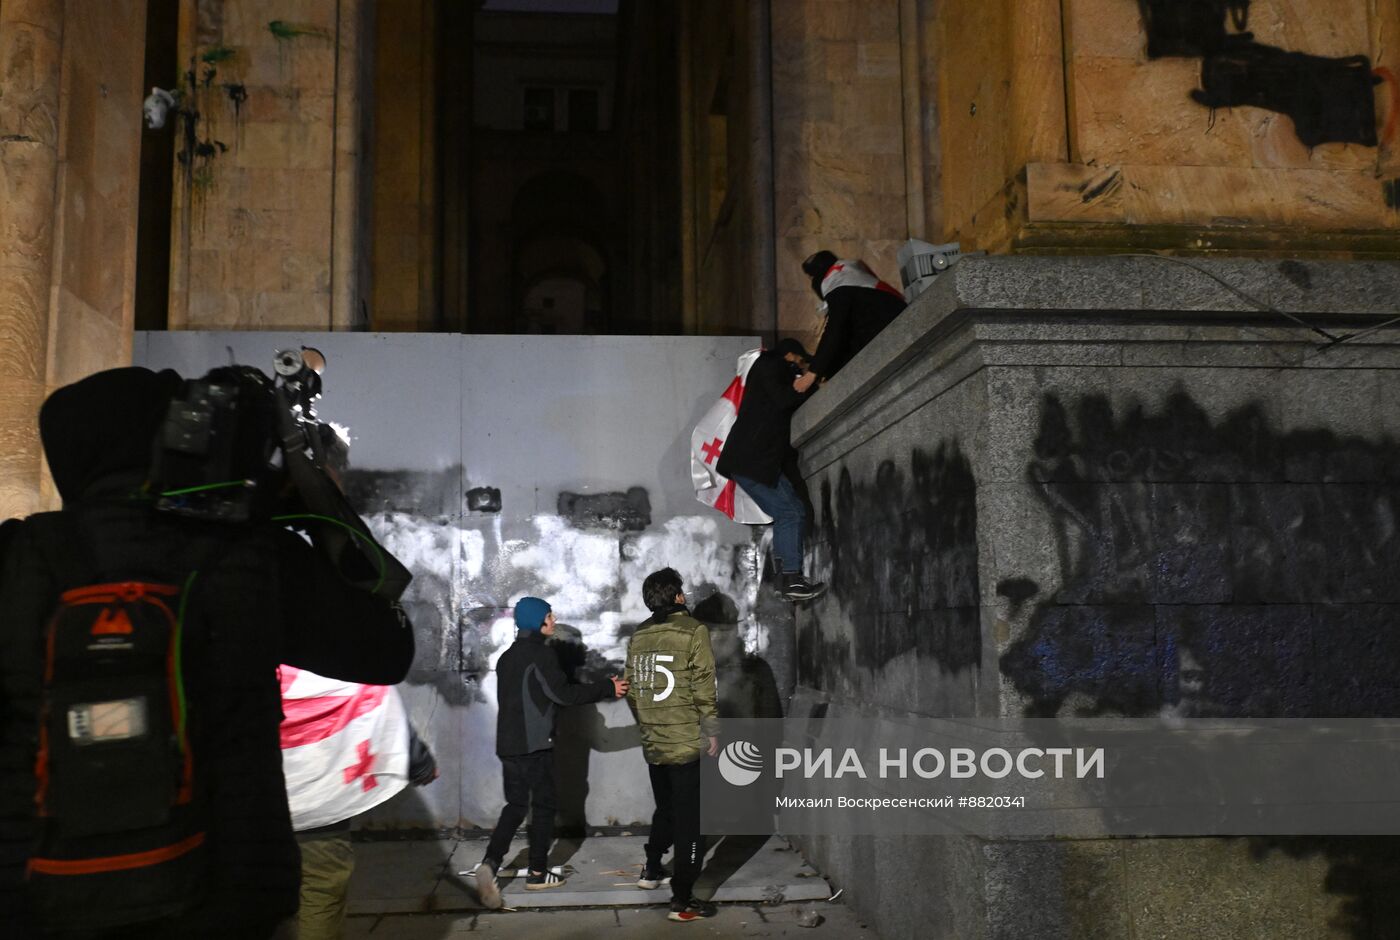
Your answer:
[515,233,608,333]
[505,174,613,333]
[369,0,685,334]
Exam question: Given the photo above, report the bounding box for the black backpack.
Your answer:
[23,513,211,932]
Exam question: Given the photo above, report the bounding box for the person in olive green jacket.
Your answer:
[625,568,721,923]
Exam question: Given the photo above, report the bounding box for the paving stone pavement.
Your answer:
[344,901,875,938]
[348,835,833,913]
[340,834,874,936]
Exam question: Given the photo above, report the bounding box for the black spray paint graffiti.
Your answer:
[1001,391,1400,718]
[1138,0,1251,58]
[343,468,775,710]
[557,487,652,531]
[1193,39,1380,149]
[799,444,981,691]
[1137,0,1381,148]
[465,486,502,513]
[345,467,462,518]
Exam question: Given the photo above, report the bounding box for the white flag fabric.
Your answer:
[279,666,412,830]
[691,348,773,524]
[820,258,905,300]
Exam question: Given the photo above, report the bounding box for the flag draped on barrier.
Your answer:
[691,348,773,524]
[279,665,411,830]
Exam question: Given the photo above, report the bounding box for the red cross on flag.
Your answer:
[820,258,905,300]
[279,666,413,830]
[691,348,773,524]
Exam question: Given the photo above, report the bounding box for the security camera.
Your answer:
[143,87,177,130]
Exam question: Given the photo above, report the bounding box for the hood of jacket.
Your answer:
[39,366,184,504]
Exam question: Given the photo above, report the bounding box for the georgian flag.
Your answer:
[691,348,773,524]
[820,258,905,300]
[279,665,412,830]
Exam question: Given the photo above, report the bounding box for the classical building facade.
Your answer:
[3,3,1399,934]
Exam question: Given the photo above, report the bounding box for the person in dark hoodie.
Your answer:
[474,596,627,908]
[715,340,826,601]
[794,249,907,391]
[0,367,414,940]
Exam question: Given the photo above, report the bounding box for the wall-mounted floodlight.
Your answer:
[897,239,963,302]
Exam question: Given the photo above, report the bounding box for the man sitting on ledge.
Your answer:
[794,248,907,393]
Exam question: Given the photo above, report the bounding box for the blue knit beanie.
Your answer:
[513,596,552,631]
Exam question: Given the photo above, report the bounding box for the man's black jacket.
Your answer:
[0,495,414,938]
[495,631,611,757]
[1,366,415,937]
[808,284,906,380]
[716,350,811,488]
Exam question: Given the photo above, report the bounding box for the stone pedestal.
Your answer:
[788,256,1400,938]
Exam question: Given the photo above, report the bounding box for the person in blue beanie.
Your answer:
[475,597,627,907]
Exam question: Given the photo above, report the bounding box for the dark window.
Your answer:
[568,88,599,133]
[523,87,554,131]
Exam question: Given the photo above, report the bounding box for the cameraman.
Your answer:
[0,367,414,939]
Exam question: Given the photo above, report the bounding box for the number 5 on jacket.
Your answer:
[652,655,675,701]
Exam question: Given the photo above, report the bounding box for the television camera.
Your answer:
[149,347,411,601]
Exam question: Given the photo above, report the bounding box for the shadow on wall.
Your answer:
[798,442,982,692]
[697,589,784,724]
[997,389,1400,940]
[694,590,784,897]
[551,621,639,865]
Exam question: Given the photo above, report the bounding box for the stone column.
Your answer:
[747,0,777,343]
[770,0,908,343]
[677,0,698,333]
[331,0,365,330]
[0,0,65,518]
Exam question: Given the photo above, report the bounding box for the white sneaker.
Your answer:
[475,860,502,909]
[637,861,671,889]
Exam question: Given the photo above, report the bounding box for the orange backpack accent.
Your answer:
[24,513,210,933]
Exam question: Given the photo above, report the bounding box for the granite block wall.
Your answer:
[788,256,1400,938]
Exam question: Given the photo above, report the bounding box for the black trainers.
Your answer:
[668,898,719,922]
[637,861,671,889]
[524,867,567,890]
[780,573,827,602]
[475,859,502,909]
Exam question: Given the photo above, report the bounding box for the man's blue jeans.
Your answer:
[731,473,804,574]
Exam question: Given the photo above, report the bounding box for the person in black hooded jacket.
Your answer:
[795,249,907,391]
[473,596,626,908]
[0,367,414,939]
[715,341,826,602]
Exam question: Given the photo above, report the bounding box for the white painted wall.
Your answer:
[135,332,770,829]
